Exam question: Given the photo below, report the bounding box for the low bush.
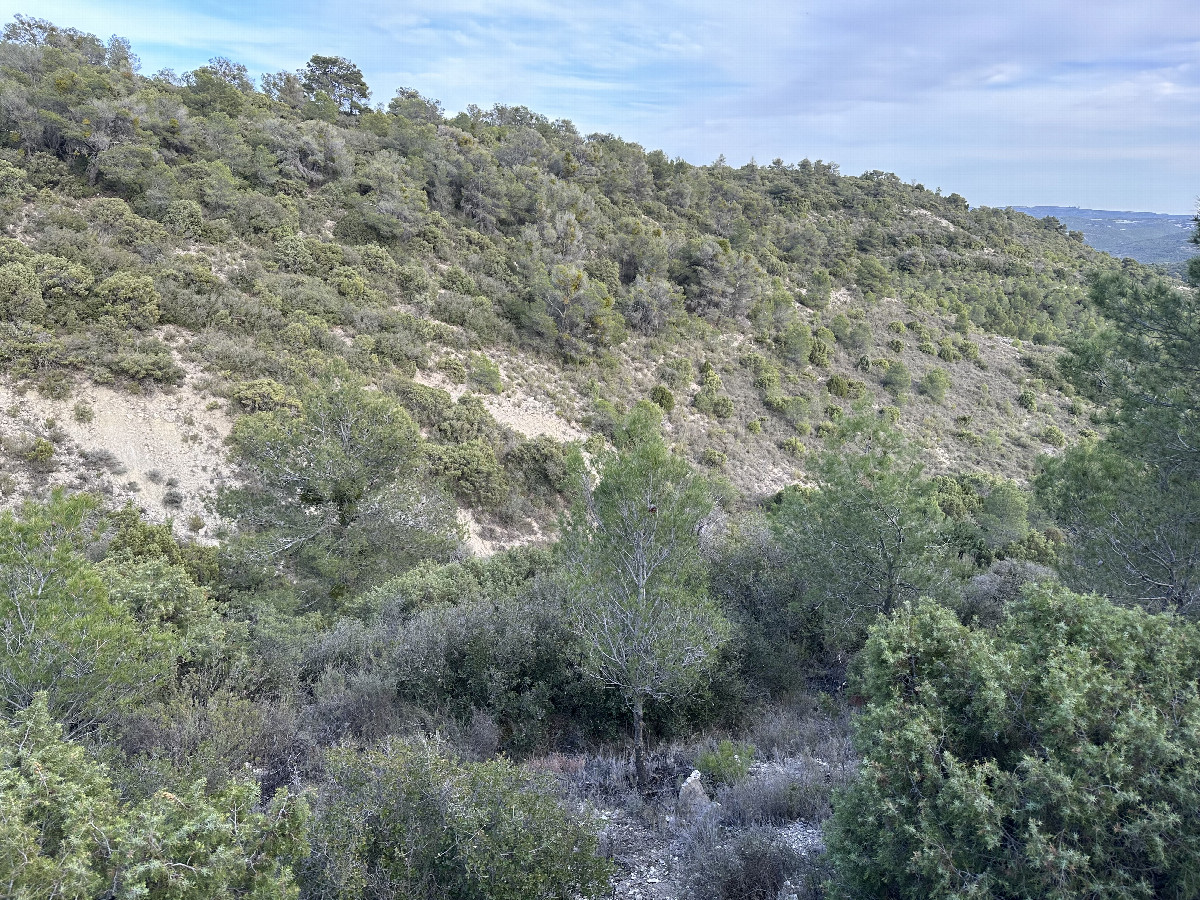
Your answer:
[918,367,950,403]
[1042,424,1067,447]
[827,587,1200,899]
[683,826,810,900]
[697,739,755,785]
[306,741,613,900]
[427,439,509,507]
[650,384,676,412]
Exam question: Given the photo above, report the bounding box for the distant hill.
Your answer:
[1014,206,1195,271]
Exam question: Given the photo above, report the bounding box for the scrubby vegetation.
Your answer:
[1,14,1197,899]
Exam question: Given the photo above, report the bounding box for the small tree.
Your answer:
[0,492,176,731]
[220,375,460,600]
[561,437,729,787]
[771,421,949,654]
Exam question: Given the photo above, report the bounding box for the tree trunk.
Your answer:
[633,696,649,790]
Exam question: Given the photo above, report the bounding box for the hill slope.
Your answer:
[0,17,1126,545]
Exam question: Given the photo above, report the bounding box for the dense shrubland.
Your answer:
[1,14,1198,899]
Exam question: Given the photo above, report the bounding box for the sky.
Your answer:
[8,1,1199,213]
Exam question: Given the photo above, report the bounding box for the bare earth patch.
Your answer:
[0,378,234,539]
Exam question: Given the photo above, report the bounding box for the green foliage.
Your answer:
[827,586,1200,899]
[658,357,694,389]
[467,352,503,393]
[918,367,951,403]
[110,338,184,384]
[694,369,735,418]
[650,383,676,412]
[91,272,161,329]
[386,378,453,428]
[808,338,833,367]
[1016,387,1037,410]
[221,376,460,598]
[307,741,612,899]
[780,436,806,455]
[1042,262,1200,613]
[697,739,755,785]
[827,373,866,399]
[0,492,177,729]
[427,438,509,507]
[561,438,729,783]
[614,399,665,450]
[771,422,948,653]
[0,695,309,899]
[1041,424,1067,447]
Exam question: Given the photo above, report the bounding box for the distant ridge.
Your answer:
[1013,205,1195,270]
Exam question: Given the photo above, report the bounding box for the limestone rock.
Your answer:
[676,769,712,821]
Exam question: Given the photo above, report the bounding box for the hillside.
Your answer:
[0,17,1123,543]
[3,16,1198,900]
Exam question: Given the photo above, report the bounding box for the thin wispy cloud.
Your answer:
[7,0,1198,212]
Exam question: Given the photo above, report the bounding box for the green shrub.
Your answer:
[887,320,906,334]
[650,384,676,412]
[468,353,503,394]
[37,372,72,400]
[109,340,185,385]
[437,395,497,443]
[746,419,762,434]
[697,739,756,785]
[937,338,961,362]
[711,394,735,418]
[504,436,574,502]
[808,339,833,367]
[658,357,694,388]
[231,378,297,412]
[827,374,866,399]
[427,439,509,507]
[387,379,454,428]
[827,588,1200,899]
[887,337,904,354]
[438,355,467,383]
[1017,388,1037,411]
[20,436,56,471]
[780,437,805,456]
[917,340,937,355]
[1042,424,1067,447]
[701,447,728,468]
[695,383,734,419]
[308,742,613,900]
[90,272,161,329]
[918,367,950,403]
[73,401,94,423]
[0,696,309,900]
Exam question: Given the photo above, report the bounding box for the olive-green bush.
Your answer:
[827,586,1200,899]
[306,741,613,900]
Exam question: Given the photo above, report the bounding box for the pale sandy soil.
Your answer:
[0,377,233,539]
